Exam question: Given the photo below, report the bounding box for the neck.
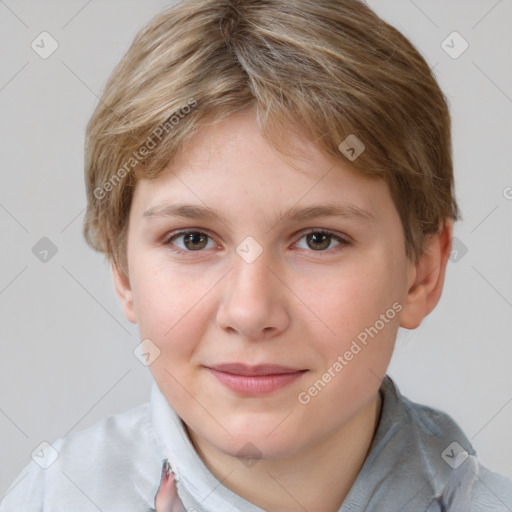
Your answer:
[186,391,382,512]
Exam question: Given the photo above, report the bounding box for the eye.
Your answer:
[294,229,350,252]
[165,230,217,252]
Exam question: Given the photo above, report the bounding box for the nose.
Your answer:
[216,251,290,341]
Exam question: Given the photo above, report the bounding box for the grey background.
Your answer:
[1,0,511,497]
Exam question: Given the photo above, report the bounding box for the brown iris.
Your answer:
[306,232,331,251]
[183,232,209,250]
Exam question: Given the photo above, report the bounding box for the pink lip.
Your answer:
[206,363,308,396]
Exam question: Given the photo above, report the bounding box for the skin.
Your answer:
[154,460,183,512]
[114,107,453,512]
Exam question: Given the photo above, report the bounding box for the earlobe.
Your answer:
[111,262,137,324]
[399,221,453,329]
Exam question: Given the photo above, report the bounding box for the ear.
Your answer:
[399,220,453,329]
[111,261,137,324]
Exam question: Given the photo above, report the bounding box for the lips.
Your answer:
[206,363,308,395]
[208,363,306,376]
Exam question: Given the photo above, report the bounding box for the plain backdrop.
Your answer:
[1,0,511,497]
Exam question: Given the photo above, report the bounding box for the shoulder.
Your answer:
[0,402,160,511]
[378,376,479,465]
[423,455,512,511]
[381,377,512,511]
[469,464,512,511]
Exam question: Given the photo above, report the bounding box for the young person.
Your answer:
[2,1,511,510]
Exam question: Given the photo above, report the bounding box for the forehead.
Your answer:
[132,109,394,226]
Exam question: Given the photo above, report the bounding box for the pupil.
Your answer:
[185,232,207,250]
[308,233,330,250]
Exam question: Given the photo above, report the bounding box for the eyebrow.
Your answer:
[142,202,375,226]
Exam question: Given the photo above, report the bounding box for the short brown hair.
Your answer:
[83,0,459,279]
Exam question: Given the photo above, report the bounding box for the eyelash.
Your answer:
[163,228,352,255]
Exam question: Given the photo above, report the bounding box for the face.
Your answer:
[115,108,419,461]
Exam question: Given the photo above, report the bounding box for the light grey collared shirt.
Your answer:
[1,376,511,511]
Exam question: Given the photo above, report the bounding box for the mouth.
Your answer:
[205,363,308,396]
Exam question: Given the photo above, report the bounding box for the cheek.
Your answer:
[133,273,211,402]
[296,266,400,421]
[129,258,212,354]
[311,259,401,343]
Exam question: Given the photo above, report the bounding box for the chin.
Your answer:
[202,425,308,462]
